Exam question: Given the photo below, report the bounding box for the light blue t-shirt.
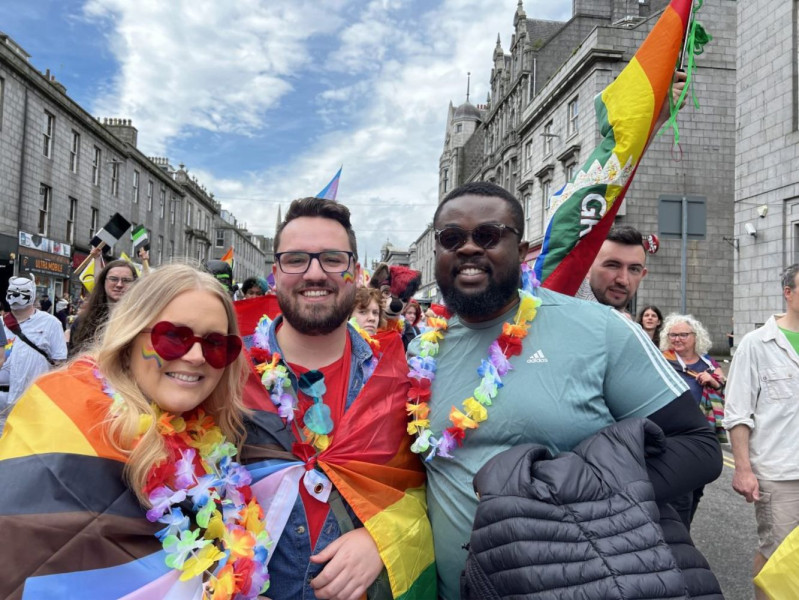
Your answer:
[412,288,688,599]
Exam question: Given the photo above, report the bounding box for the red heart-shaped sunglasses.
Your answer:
[142,321,242,369]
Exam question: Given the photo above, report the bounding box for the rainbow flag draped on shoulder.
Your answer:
[535,0,695,295]
[237,304,436,599]
[0,361,183,600]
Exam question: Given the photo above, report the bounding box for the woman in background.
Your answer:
[637,305,663,346]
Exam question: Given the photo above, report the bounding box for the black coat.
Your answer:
[462,418,724,599]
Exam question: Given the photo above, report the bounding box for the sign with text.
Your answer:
[18,247,70,278]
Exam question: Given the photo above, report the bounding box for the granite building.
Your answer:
[0,31,265,303]
[427,0,736,350]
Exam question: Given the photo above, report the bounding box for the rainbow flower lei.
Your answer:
[96,371,272,600]
[250,315,380,452]
[406,263,542,461]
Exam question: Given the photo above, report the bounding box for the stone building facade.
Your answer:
[732,1,799,338]
[0,31,266,302]
[211,210,270,284]
[431,0,736,350]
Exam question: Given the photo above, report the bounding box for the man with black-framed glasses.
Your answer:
[411,181,722,598]
[238,196,434,600]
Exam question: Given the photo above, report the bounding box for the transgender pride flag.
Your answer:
[317,166,342,201]
[535,0,694,296]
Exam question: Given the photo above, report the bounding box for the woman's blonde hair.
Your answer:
[659,313,713,356]
[93,262,248,505]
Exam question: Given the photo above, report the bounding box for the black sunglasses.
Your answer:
[142,321,242,369]
[435,224,521,251]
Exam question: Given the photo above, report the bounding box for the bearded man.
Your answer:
[412,182,722,598]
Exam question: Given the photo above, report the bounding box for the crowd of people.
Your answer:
[0,186,795,600]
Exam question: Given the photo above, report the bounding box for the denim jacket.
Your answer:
[256,316,376,599]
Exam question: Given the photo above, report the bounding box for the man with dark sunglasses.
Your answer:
[239,197,434,600]
[1,276,67,432]
[413,182,722,598]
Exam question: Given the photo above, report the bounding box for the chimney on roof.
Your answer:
[102,117,138,148]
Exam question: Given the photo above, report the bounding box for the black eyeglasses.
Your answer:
[435,224,521,251]
[275,251,354,274]
[667,332,695,340]
[107,276,135,285]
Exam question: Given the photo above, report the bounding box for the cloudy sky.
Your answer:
[1,0,572,263]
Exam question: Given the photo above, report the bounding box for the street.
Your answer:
[692,446,759,600]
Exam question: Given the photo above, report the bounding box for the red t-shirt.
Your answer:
[287,334,352,548]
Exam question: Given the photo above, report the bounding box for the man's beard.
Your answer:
[276,285,356,335]
[439,264,521,321]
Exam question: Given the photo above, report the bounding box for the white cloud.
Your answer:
[83,0,349,153]
[85,0,573,262]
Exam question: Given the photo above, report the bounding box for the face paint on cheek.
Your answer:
[141,345,164,369]
[341,271,354,284]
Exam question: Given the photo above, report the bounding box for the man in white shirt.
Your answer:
[0,277,67,431]
[724,263,799,600]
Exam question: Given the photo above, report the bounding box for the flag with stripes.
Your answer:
[535,0,694,295]
[317,167,342,201]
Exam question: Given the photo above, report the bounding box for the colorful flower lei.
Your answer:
[96,371,271,600]
[251,315,379,452]
[406,263,542,461]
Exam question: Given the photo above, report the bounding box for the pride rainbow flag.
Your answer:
[535,0,694,295]
[238,321,436,599]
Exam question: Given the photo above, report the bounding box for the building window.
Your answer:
[147,180,154,211]
[443,168,449,193]
[524,141,533,172]
[90,207,99,239]
[42,111,55,157]
[186,203,193,227]
[111,160,119,196]
[69,130,80,173]
[92,146,101,185]
[543,121,554,156]
[565,161,576,183]
[196,209,202,230]
[524,193,532,239]
[456,123,463,133]
[38,184,51,235]
[158,235,164,264]
[67,197,78,243]
[159,187,166,218]
[0,77,4,129]
[567,98,579,136]
[170,198,176,225]
[543,179,552,210]
[169,240,174,259]
[216,229,225,247]
[132,170,140,203]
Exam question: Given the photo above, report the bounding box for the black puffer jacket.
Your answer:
[462,418,724,599]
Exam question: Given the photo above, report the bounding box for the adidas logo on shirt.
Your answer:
[526,350,548,363]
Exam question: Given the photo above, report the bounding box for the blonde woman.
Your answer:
[0,263,272,600]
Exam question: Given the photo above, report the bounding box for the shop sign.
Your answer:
[18,247,70,278]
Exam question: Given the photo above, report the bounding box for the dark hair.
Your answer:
[274,197,358,260]
[636,304,663,346]
[781,264,799,290]
[241,277,265,295]
[434,181,525,233]
[70,259,138,354]
[606,225,644,248]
